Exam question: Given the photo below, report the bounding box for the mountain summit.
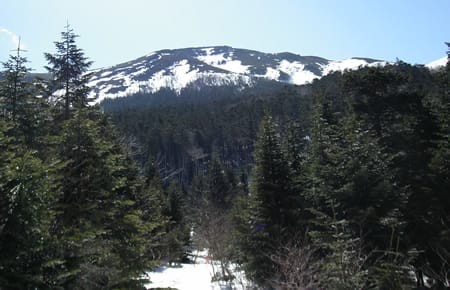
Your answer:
[88,46,386,103]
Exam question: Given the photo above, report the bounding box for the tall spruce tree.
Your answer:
[44,23,93,120]
[51,108,167,288]
[0,43,44,146]
[281,120,312,238]
[51,110,117,288]
[97,115,167,287]
[43,26,166,288]
[236,114,301,286]
[305,94,341,211]
[0,43,31,122]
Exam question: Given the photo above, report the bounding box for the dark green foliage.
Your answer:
[234,114,303,286]
[0,28,169,289]
[0,46,48,147]
[0,47,31,122]
[0,44,61,290]
[50,110,119,287]
[250,115,300,237]
[206,157,237,209]
[47,107,166,289]
[161,182,190,265]
[0,120,58,289]
[107,85,312,186]
[308,210,370,290]
[301,62,449,288]
[44,23,94,120]
[341,63,449,288]
[230,59,449,288]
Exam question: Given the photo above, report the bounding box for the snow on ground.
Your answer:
[145,250,249,290]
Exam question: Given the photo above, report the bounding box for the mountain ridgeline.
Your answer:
[92,46,385,110]
[96,46,387,181]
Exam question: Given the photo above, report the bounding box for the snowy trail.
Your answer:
[145,251,248,290]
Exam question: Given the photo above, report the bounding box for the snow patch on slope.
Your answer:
[322,58,368,75]
[321,58,387,75]
[167,59,200,91]
[277,60,319,84]
[426,56,447,70]
[101,71,113,77]
[197,52,250,74]
[264,67,281,80]
[87,47,391,102]
[92,61,254,103]
[129,67,148,77]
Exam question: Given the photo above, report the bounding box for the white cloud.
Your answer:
[0,27,26,50]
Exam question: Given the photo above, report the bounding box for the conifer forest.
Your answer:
[0,26,449,289]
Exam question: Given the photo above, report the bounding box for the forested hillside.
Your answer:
[107,46,450,289]
[0,23,449,289]
[106,84,312,186]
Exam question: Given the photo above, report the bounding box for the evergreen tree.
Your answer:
[303,88,418,288]
[137,164,168,262]
[48,109,166,288]
[0,46,30,119]
[207,157,234,209]
[283,120,308,178]
[236,114,301,286]
[282,120,311,232]
[106,141,166,288]
[162,182,190,265]
[42,26,166,288]
[343,64,442,287]
[0,120,58,289]
[50,110,115,288]
[0,43,43,145]
[304,94,341,212]
[44,24,94,120]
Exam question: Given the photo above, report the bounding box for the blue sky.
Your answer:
[1,0,449,71]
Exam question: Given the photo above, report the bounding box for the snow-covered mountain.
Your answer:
[88,46,387,103]
[426,56,448,70]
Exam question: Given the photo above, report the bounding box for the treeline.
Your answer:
[101,79,287,112]
[0,26,187,289]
